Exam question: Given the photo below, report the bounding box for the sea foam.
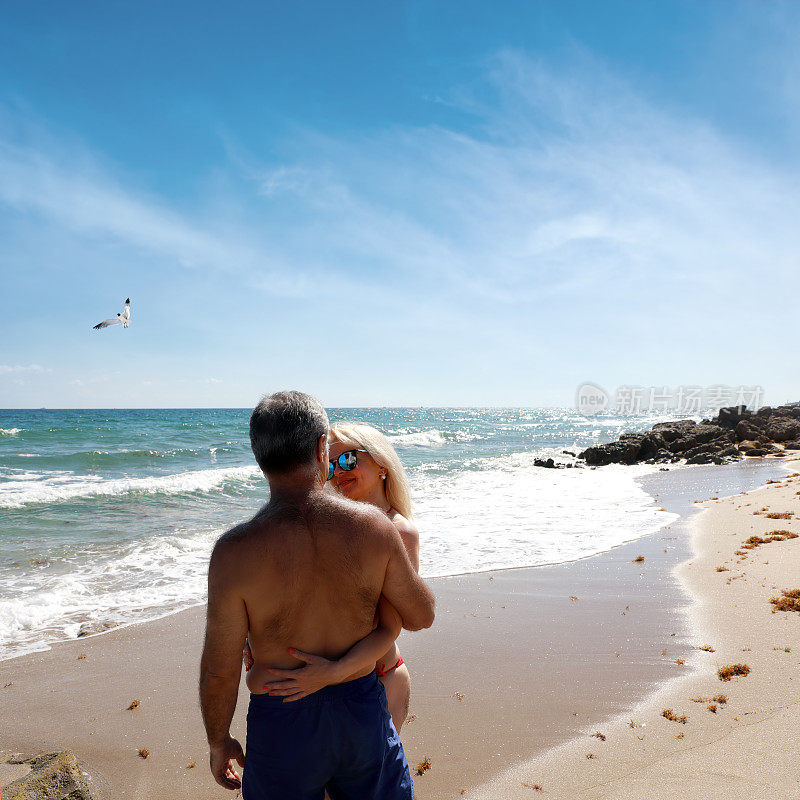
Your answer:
[0,465,260,508]
[411,452,677,577]
[389,430,448,447]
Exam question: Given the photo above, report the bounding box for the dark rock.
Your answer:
[651,420,696,442]
[579,438,642,466]
[738,440,760,452]
[562,450,576,457]
[735,420,758,441]
[714,405,751,429]
[682,442,722,459]
[639,432,668,460]
[534,458,556,468]
[577,402,800,467]
[2,750,95,799]
[766,419,800,442]
[668,424,733,454]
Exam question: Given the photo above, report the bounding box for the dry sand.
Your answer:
[470,463,800,800]
[1,460,794,799]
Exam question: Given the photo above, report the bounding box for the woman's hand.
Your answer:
[261,648,345,702]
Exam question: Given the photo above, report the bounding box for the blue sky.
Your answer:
[1,0,799,407]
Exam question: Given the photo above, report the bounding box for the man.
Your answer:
[199,391,435,799]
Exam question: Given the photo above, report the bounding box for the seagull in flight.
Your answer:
[93,298,131,330]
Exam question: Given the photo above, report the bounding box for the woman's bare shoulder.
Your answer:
[389,511,416,532]
[389,512,419,546]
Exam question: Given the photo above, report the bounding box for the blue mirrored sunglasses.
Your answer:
[327,449,368,481]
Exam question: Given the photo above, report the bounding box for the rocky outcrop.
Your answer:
[578,402,800,467]
[2,750,96,799]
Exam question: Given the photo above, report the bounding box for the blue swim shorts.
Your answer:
[241,670,413,800]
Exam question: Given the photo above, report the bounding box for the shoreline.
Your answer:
[1,459,791,798]
[5,458,781,668]
[1,457,674,665]
[469,458,800,799]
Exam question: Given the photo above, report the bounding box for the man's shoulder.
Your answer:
[324,492,394,530]
[316,494,399,554]
[210,510,275,560]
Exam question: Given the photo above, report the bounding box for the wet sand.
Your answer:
[0,460,790,798]
[470,460,800,799]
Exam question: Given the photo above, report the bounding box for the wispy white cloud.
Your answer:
[224,48,800,320]
[0,364,47,375]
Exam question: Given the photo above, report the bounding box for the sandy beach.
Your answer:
[1,459,797,799]
[471,460,800,799]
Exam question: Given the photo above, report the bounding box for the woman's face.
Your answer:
[328,440,383,501]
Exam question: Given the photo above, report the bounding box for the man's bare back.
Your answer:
[237,491,402,688]
[207,488,432,697]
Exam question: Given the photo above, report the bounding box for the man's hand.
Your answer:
[209,735,245,790]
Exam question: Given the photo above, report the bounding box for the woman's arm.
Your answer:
[261,596,402,702]
[393,515,420,573]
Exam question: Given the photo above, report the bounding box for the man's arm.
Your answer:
[380,520,435,631]
[199,533,249,789]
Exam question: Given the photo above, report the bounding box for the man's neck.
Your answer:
[266,469,323,506]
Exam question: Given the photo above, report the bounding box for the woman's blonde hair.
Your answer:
[329,422,413,520]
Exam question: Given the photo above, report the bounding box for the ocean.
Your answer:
[0,407,685,662]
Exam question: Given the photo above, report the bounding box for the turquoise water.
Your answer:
[0,407,681,661]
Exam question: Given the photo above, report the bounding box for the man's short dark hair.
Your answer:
[249,391,329,474]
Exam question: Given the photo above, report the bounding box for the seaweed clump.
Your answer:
[770,589,800,613]
[661,709,687,723]
[741,530,798,550]
[717,664,750,681]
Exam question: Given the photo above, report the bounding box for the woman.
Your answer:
[243,422,420,732]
